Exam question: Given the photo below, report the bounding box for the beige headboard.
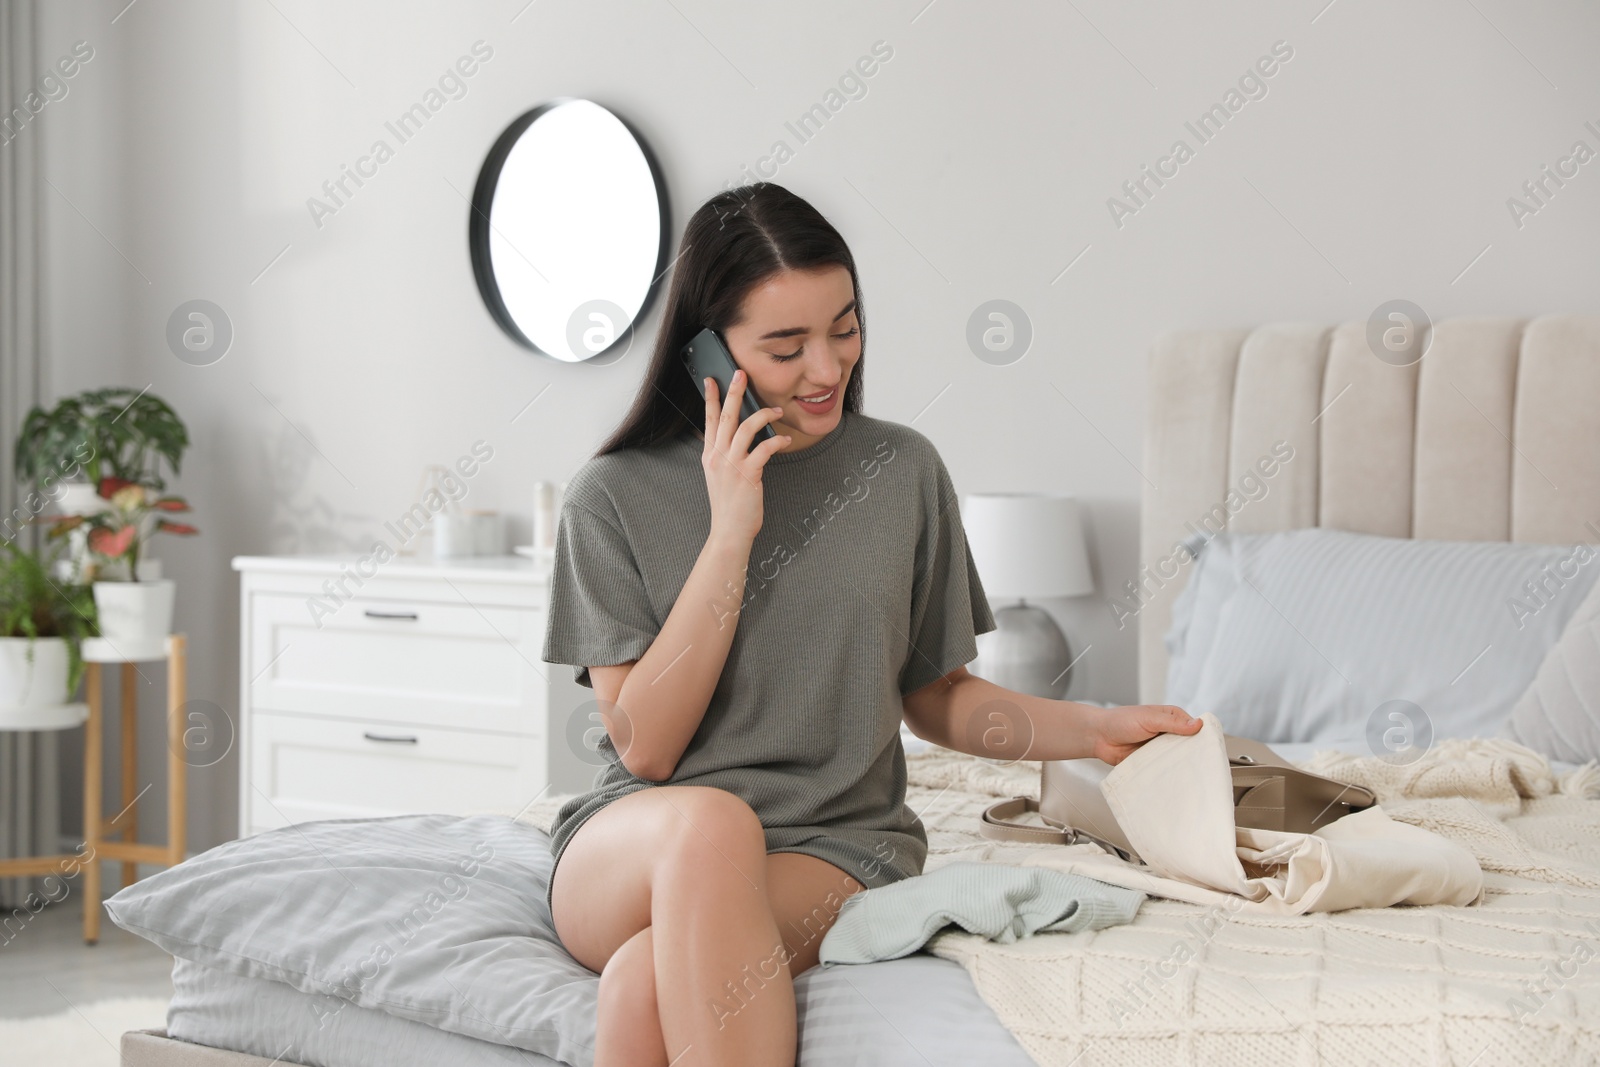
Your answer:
[1136,314,1600,705]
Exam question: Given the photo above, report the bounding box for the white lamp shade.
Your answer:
[962,493,1094,600]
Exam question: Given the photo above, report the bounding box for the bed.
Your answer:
[116,313,1600,1066]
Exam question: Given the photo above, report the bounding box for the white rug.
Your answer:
[0,996,170,1066]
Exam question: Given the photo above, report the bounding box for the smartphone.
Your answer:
[682,326,778,451]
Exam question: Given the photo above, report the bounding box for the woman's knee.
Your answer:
[551,786,767,967]
[657,787,766,854]
[644,787,769,895]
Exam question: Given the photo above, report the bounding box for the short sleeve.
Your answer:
[541,500,660,689]
[897,453,998,697]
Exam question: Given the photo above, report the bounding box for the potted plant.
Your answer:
[14,386,189,551]
[0,536,97,716]
[46,479,197,646]
[16,387,190,582]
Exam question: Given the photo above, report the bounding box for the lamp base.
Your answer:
[972,602,1073,699]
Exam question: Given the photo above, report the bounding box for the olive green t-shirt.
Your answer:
[540,409,996,914]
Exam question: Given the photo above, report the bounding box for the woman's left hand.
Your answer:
[1092,705,1202,765]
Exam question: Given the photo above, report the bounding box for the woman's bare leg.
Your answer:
[593,925,670,1066]
[763,852,866,977]
[571,844,868,1064]
[551,785,794,1066]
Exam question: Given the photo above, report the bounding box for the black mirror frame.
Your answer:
[468,97,671,359]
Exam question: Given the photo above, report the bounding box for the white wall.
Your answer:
[33,0,1600,854]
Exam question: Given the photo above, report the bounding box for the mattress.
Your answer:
[160,950,1035,1067]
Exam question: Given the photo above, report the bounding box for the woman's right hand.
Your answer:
[701,369,790,545]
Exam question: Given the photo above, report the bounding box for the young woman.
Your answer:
[541,181,1200,1066]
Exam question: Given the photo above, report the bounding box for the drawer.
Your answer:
[248,592,547,734]
[246,712,547,830]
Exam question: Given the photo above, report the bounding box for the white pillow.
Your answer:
[1163,528,1598,745]
[1506,570,1600,764]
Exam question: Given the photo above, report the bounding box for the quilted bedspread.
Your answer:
[904,740,1600,1067]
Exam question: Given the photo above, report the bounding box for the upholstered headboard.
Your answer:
[1136,314,1600,704]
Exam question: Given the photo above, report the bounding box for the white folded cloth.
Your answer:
[1011,711,1484,913]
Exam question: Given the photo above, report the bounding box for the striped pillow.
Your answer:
[1164,528,1598,746]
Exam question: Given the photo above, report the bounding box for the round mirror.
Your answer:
[470,99,668,362]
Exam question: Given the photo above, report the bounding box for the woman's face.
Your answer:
[720,265,861,452]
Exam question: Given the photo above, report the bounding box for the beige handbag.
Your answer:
[979,734,1378,865]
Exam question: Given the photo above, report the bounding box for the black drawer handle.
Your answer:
[364,609,419,620]
[362,732,419,744]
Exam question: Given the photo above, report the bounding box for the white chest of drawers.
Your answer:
[231,553,592,837]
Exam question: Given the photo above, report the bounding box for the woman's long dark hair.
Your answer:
[594,182,865,457]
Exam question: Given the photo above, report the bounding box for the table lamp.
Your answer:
[962,493,1095,698]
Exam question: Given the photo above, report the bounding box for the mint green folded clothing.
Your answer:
[817,862,1146,967]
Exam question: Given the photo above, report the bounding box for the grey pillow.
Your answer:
[103,813,598,1065]
[1163,529,1598,744]
[1506,568,1600,764]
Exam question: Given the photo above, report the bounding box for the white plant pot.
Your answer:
[95,556,162,582]
[93,579,176,645]
[52,481,107,518]
[0,636,72,709]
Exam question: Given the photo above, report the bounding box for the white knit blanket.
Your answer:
[507,741,1600,1066]
[904,740,1600,1067]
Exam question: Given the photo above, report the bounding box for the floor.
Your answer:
[0,872,174,1020]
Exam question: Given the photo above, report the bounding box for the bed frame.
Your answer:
[122,312,1600,1065]
[1137,313,1600,703]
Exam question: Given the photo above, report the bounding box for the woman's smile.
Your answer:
[792,385,839,416]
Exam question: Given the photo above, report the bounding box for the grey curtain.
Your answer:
[1,0,61,910]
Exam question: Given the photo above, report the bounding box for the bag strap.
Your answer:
[979,796,1083,845]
